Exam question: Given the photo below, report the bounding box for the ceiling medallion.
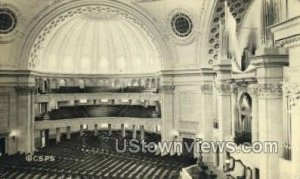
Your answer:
[171,13,193,38]
[0,4,22,43]
[166,9,196,45]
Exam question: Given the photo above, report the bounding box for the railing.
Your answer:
[35,93,161,103]
[34,72,161,94]
[34,117,161,131]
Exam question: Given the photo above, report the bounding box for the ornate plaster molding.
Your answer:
[215,83,231,94]
[160,85,176,94]
[283,83,300,107]
[200,84,213,93]
[0,3,23,43]
[257,83,283,97]
[231,83,258,97]
[165,8,197,45]
[275,34,300,48]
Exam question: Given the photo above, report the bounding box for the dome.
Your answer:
[31,8,161,74]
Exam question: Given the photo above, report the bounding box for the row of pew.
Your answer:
[0,131,196,179]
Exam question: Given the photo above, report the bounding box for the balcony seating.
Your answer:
[0,131,196,179]
[36,105,160,120]
[83,105,123,117]
[123,86,145,93]
[51,87,84,93]
[117,106,158,118]
[85,86,121,93]
[47,106,88,120]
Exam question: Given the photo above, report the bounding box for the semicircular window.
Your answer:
[171,13,193,38]
[0,8,17,34]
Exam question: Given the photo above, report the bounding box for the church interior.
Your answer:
[0,0,300,178]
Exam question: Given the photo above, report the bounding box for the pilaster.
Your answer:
[15,86,35,154]
[251,48,288,179]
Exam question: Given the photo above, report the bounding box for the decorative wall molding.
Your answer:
[165,8,197,45]
[215,83,231,94]
[283,83,300,107]
[35,93,161,103]
[160,85,176,94]
[231,83,258,97]
[15,86,35,94]
[257,83,283,97]
[0,3,23,43]
[200,84,213,93]
[275,34,300,48]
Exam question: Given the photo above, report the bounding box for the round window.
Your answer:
[171,13,193,37]
[0,8,17,34]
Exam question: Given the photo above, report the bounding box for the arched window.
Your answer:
[235,93,252,145]
[78,79,85,89]
[58,79,66,88]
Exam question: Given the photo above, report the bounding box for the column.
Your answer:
[252,93,259,142]
[213,60,232,170]
[200,79,214,162]
[94,124,98,136]
[121,124,126,138]
[108,124,112,136]
[66,126,71,139]
[56,128,61,143]
[291,94,300,178]
[132,125,137,139]
[271,16,300,179]
[252,48,288,179]
[160,85,175,144]
[80,125,84,137]
[140,125,145,141]
[15,85,35,153]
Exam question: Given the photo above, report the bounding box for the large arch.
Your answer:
[19,0,173,72]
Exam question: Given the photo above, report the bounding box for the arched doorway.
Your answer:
[234,93,252,145]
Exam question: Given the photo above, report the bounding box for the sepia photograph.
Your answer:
[0,0,299,178]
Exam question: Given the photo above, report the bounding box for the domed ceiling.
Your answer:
[30,6,161,74]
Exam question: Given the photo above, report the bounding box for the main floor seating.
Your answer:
[0,131,195,179]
